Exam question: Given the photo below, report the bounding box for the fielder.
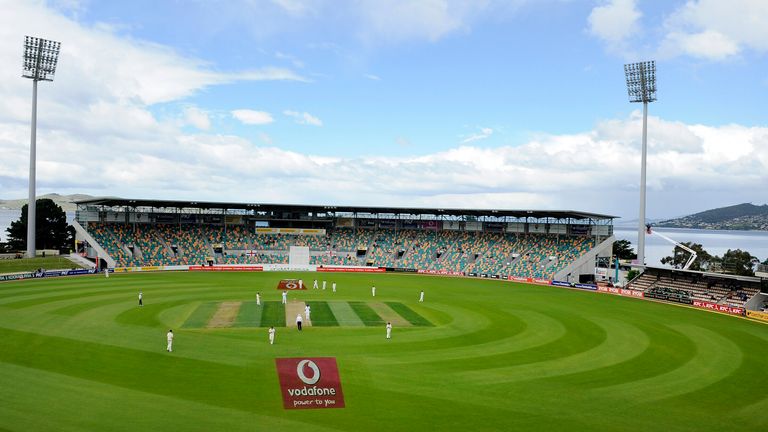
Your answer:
[268,326,276,345]
[332,282,336,293]
[313,279,319,289]
[104,268,109,278]
[166,329,174,352]
[372,285,376,297]
[282,291,287,304]
[419,290,424,302]
[299,279,303,289]
[386,322,392,339]
[256,292,261,306]
[305,304,311,321]
[138,291,143,306]
[296,314,303,331]
[322,280,327,290]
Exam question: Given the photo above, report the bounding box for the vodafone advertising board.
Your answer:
[276,357,345,409]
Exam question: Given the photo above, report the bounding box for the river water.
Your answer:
[1,209,766,264]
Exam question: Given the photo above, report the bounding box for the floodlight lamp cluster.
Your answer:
[22,36,61,82]
[624,60,656,103]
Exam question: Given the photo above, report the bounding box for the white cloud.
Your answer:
[364,73,382,81]
[232,110,275,125]
[588,0,642,47]
[658,0,768,60]
[283,110,323,126]
[183,106,211,130]
[593,0,768,61]
[461,127,493,143]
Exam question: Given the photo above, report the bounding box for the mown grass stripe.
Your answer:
[259,301,285,327]
[385,302,434,327]
[306,301,339,327]
[327,302,365,327]
[232,301,262,328]
[349,301,385,326]
[182,302,219,329]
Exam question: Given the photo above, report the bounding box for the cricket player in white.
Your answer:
[296,314,303,331]
[138,291,143,306]
[372,285,376,297]
[268,326,275,345]
[166,329,174,352]
[313,279,318,289]
[299,279,303,289]
[332,282,336,293]
[282,291,287,304]
[256,292,261,306]
[419,290,424,302]
[305,305,311,321]
[104,268,109,278]
[386,322,392,339]
[322,280,327,290]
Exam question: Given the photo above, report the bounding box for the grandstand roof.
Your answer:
[75,197,616,220]
[642,266,763,284]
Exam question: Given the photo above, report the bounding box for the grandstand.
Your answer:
[628,266,763,310]
[73,198,615,281]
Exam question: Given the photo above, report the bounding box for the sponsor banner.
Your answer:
[402,220,418,229]
[0,272,34,282]
[262,264,316,272]
[419,221,441,230]
[254,228,326,235]
[573,283,598,291]
[358,219,376,228]
[189,265,264,272]
[597,286,644,298]
[278,279,306,290]
[692,300,744,316]
[570,224,591,236]
[276,357,345,410]
[141,266,161,272]
[532,278,550,285]
[43,268,99,278]
[336,218,355,228]
[384,267,417,273]
[417,269,464,276]
[379,220,397,229]
[509,276,531,283]
[317,266,385,273]
[551,280,571,288]
[747,310,768,322]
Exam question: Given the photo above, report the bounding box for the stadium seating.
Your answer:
[87,223,598,279]
[628,271,760,308]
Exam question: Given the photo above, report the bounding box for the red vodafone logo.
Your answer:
[275,357,345,409]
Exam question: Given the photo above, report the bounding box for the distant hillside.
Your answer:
[657,203,768,231]
[0,193,93,212]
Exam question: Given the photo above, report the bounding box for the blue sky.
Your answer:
[1,0,767,219]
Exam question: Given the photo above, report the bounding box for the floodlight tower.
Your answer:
[22,36,61,258]
[624,61,657,267]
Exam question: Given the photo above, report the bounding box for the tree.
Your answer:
[5,198,73,252]
[612,240,636,260]
[660,242,714,271]
[625,269,640,282]
[720,249,757,276]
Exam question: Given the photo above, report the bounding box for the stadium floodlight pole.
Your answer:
[22,36,61,258]
[624,60,656,267]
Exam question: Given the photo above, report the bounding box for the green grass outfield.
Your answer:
[0,271,767,431]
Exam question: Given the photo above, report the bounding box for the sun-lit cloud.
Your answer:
[232,109,275,125]
[461,127,493,143]
[283,110,322,126]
